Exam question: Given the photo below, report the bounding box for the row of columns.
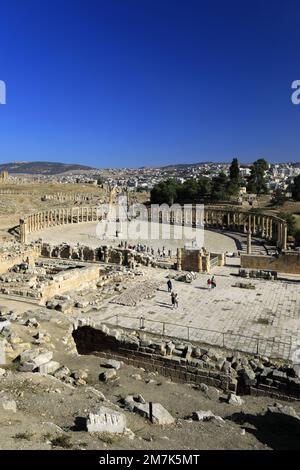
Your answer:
[147,208,287,252]
[19,206,103,243]
[19,205,288,251]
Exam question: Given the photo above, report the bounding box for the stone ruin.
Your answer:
[239,268,278,280]
[0,255,142,309]
[40,242,216,273]
[41,191,103,204]
[71,319,300,401]
[86,406,127,433]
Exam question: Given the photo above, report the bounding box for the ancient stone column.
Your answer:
[269,218,273,240]
[282,223,287,250]
[247,215,252,254]
[247,230,252,254]
[104,246,109,263]
[19,218,27,244]
[176,248,182,271]
[233,212,236,229]
[197,251,203,272]
[264,217,268,239]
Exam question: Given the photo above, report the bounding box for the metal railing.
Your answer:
[210,256,219,268]
[102,313,295,361]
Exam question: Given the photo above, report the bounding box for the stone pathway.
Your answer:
[90,265,300,361]
[110,280,161,307]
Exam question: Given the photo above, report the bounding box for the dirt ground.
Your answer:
[1,310,300,451]
[0,183,107,235]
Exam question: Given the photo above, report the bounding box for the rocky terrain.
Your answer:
[1,303,300,450]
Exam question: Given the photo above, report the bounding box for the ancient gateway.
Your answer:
[19,205,288,252]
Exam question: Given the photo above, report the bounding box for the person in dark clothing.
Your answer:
[167,279,172,292]
[171,291,175,308]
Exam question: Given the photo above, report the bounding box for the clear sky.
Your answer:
[0,0,299,168]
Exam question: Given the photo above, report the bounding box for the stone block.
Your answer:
[124,396,175,425]
[266,403,300,422]
[0,397,17,413]
[99,369,117,382]
[86,406,126,433]
[38,360,60,375]
[192,410,223,422]
[241,367,257,387]
[54,366,70,380]
[101,359,122,370]
[227,393,244,406]
[272,370,287,382]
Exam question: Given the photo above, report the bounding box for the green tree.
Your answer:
[177,179,199,202]
[211,172,229,201]
[271,188,287,206]
[278,212,296,236]
[247,158,269,195]
[229,158,240,184]
[292,174,300,201]
[150,179,178,205]
[197,176,212,199]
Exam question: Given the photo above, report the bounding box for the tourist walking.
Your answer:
[167,279,172,292]
[207,278,212,290]
[174,293,179,309]
[211,276,216,289]
[171,291,175,309]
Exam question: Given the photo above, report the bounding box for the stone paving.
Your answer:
[110,280,161,307]
[90,264,300,361]
[27,223,237,253]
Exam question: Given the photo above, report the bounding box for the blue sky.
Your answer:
[0,0,299,168]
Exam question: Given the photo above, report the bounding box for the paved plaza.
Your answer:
[28,222,237,253]
[89,263,300,361]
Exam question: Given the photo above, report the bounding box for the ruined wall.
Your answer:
[177,248,210,273]
[72,323,300,401]
[0,245,41,275]
[40,265,101,302]
[41,192,103,203]
[73,324,237,394]
[41,242,173,270]
[180,249,202,272]
[241,252,300,274]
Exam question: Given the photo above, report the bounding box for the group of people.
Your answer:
[118,242,152,253]
[167,279,179,309]
[167,275,217,308]
[117,242,171,258]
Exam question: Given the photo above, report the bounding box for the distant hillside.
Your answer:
[0,161,95,175]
